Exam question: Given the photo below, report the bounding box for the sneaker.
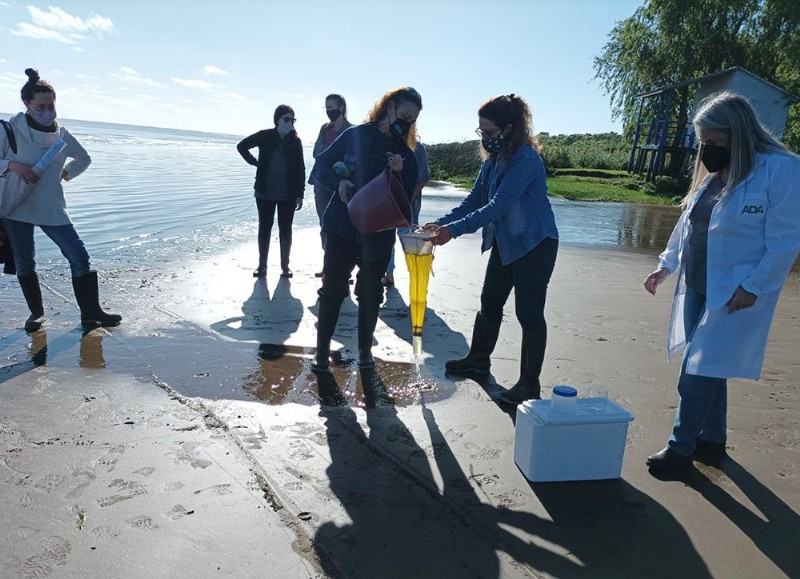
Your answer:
[253,267,266,278]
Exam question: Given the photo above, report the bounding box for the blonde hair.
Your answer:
[365,87,422,149]
[682,91,787,207]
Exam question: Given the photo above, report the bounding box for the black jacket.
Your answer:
[313,123,417,259]
[237,129,305,199]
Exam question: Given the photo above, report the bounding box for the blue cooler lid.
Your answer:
[520,398,634,426]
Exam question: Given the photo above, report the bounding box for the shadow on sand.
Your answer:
[311,367,711,579]
[681,456,800,577]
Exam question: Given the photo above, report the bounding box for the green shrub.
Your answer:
[427,141,481,181]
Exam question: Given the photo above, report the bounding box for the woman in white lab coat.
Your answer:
[643,91,800,475]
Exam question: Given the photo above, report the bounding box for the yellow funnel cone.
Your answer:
[398,229,434,350]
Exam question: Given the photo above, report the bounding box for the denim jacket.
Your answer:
[436,144,558,265]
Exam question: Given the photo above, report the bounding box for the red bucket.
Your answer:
[347,169,412,234]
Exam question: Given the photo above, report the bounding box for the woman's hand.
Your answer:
[430,226,452,246]
[8,161,39,185]
[61,169,70,182]
[726,286,757,314]
[643,267,670,296]
[338,179,354,203]
[387,153,404,172]
[295,198,303,211]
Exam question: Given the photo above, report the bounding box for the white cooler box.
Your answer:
[514,398,634,482]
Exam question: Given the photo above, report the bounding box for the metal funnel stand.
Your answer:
[398,229,435,357]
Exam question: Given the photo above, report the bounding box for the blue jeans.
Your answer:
[667,287,728,456]
[1,218,91,277]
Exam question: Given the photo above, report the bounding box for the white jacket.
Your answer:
[658,151,800,379]
[0,112,91,226]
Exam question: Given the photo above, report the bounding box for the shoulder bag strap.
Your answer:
[1,120,17,155]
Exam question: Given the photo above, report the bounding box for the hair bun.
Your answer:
[24,68,40,82]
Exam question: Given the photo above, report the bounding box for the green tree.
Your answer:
[594,0,800,150]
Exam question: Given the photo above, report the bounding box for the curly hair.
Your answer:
[478,94,539,163]
[365,87,422,149]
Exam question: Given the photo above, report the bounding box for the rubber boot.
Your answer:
[357,296,381,368]
[360,365,394,408]
[312,298,342,372]
[72,271,122,329]
[18,273,45,333]
[445,312,501,375]
[254,236,269,277]
[498,330,547,404]
[280,238,293,278]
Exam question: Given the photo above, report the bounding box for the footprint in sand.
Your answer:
[193,484,232,496]
[127,515,158,530]
[33,474,66,494]
[22,536,71,579]
[97,478,147,507]
[133,467,156,477]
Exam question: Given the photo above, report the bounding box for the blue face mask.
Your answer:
[482,133,506,155]
[28,108,57,127]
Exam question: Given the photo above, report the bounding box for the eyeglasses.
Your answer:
[475,127,500,138]
[281,116,296,123]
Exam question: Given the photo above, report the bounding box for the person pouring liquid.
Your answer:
[310,87,421,371]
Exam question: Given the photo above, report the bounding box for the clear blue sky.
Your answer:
[0,0,644,142]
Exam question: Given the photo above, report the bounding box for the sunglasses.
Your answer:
[281,116,296,123]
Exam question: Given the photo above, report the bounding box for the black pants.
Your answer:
[319,234,390,309]
[480,237,558,332]
[255,198,296,268]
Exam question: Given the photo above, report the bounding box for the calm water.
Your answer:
[8,117,680,272]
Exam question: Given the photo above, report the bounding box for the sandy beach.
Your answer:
[1,224,799,578]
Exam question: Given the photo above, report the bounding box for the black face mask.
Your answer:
[390,118,412,139]
[700,144,731,173]
[326,108,341,122]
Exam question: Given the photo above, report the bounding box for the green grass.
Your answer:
[442,171,676,205]
[546,176,671,204]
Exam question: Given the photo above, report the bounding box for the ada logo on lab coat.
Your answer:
[741,205,764,214]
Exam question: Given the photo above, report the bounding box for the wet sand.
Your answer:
[1,227,799,578]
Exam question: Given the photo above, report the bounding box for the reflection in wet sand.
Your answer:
[241,343,455,408]
[79,330,107,369]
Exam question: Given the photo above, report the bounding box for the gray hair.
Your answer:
[684,91,787,206]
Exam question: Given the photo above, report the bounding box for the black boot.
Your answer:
[254,236,269,277]
[72,271,122,329]
[360,365,394,408]
[280,238,292,278]
[312,298,342,372]
[445,312,501,375]
[18,273,45,332]
[499,330,547,404]
[357,296,381,368]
